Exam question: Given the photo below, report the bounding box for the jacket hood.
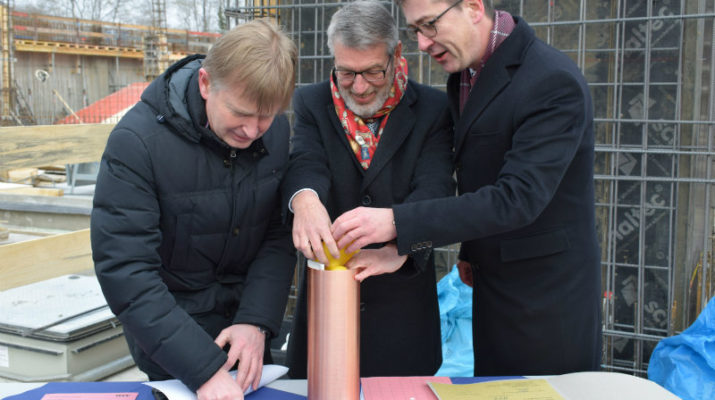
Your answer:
[139,54,269,155]
[140,54,209,143]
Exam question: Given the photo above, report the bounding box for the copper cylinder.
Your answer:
[307,268,360,400]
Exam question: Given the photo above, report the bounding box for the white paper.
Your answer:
[307,259,325,270]
[143,364,288,400]
[546,371,680,400]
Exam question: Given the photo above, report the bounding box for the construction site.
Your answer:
[0,0,714,385]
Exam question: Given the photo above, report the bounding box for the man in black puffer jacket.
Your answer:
[91,19,297,400]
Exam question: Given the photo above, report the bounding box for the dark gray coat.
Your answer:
[91,55,296,391]
[283,80,455,377]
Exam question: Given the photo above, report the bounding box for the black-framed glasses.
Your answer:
[406,0,463,41]
[333,56,393,84]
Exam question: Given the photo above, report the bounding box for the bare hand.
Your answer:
[214,324,266,392]
[291,190,339,264]
[345,243,407,282]
[196,368,244,400]
[331,207,396,253]
[456,260,473,287]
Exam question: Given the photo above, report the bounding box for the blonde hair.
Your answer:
[202,19,297,113]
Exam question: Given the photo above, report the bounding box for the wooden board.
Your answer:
[0,124,113,171]
[0,167,38,183]
[0,187,64,196]
[0,229,93,291]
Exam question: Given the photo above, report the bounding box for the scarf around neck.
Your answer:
[330,55,408,169]
[459,10,515,113]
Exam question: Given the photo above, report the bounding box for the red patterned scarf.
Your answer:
[459,10,515,113]
[330,56,408,169]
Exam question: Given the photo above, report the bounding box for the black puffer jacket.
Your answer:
[91,55,296,390]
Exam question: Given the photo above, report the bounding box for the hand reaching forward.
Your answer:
[456,260,473,287]
[331,207,396,253]
[196,368,244,400]
[214,324,266,393]
[291,190,339,264]
[345,242,407,282]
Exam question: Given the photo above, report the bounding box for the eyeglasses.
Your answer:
[333,56,393,84]
[406,0,463,41]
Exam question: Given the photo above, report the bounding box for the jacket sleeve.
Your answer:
[235,117,297,336]
[281,89,333,218]
[394,69,591,254]
[91,125,226,391]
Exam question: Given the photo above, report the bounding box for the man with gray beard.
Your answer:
[281,0,455,377]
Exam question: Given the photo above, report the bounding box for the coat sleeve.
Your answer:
[394,69,592,254]
[235,117,297,336]
[281,89,333,217]
[91,125,226,391]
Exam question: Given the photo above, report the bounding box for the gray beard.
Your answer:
[338,84,391,119]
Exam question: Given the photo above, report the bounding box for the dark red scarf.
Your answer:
[459,10,515,113]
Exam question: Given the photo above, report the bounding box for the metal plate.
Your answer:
[0,275,117,341]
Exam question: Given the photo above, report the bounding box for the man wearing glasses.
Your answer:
[332,0,602,376]
[282,0,454,378]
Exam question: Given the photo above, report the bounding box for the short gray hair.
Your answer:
[327,1,398,56]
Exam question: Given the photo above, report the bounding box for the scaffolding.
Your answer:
[1,0,14,124]
[226,0,715,376]
[143,0,170,81]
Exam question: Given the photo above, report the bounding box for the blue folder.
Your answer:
[2,382,305,400]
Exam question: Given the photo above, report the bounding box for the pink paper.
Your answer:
[361,376,452,400]
[41,393,138,400]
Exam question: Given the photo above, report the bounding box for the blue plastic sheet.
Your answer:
[648,296,715,400]
[435,266,474,377]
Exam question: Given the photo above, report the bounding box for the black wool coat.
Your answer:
[394,17,602,376]
[283,79,455,377]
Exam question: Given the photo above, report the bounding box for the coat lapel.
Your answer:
[452,16,532,157]
[452,63,510,157]
[361,83,417,190]
[327,102,366,175]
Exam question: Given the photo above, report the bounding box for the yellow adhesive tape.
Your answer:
[321,242,359,269]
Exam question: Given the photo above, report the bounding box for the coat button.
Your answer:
[232,227,240,236]
[361,195,372,206]
[360,302,366,312]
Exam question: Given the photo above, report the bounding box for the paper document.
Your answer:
[143,364,288,400]
[428,378,565,400]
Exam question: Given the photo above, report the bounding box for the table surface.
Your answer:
[0,372,680,400]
